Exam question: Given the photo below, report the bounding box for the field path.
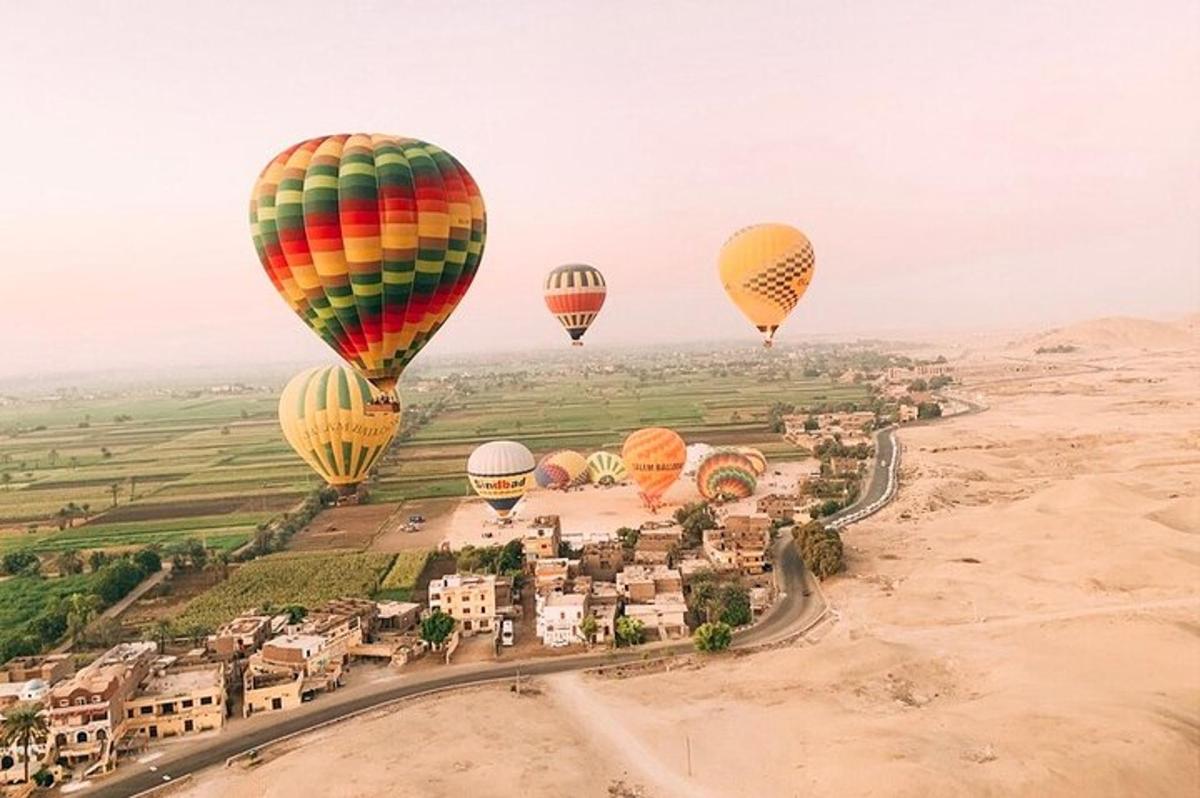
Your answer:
[51,563,172,653]
[545,671,721,798]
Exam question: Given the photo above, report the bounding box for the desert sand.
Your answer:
[173,330,1200,798]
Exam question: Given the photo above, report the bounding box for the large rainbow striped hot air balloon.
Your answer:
[250,134,486,395]
[534,450,589,490]
[544,264,606,345]
[278,365,400,494]
[719,224,814,347]
[585,451,628,486]
[467,441,535,520]
[696,451,758,502]
[622,428,686,510]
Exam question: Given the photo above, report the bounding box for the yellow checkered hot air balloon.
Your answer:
[719,223,815,347]
[279,365,400,495]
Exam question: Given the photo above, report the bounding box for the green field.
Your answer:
[0,572,97,640]
[173,551,396,631]
[377,549,432,600]
[0,391,321,555]
[372,367,869,502]
[0,348,876,557]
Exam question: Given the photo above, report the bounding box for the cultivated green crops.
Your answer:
[172,551,396,631]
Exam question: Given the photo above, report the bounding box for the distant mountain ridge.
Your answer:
[1013,315,1199,352]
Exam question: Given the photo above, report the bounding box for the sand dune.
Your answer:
[1013,315,1198,352]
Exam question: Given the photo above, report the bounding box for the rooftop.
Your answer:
[137,666,223,698]
[264,634,326,653]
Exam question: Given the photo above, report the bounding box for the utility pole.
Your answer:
[686,734,692,777]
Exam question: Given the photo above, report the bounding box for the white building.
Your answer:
[536,593,589,648]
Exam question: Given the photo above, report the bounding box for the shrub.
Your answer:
[693,622,733,652]
[615,616,645,647]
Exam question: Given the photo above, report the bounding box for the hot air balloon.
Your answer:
[622,428,686,510]
[279,364,400,495]
[586,451,628,486]
[467,441,535,520]
[718,224,814,347]
[735,447,768,476]
[250,134,486,397]
[534,450,589,490]
[543,264,606,345]
[683,443,715,477]
[696,451,758,502]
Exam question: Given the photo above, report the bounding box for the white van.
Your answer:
[500,619,515,647]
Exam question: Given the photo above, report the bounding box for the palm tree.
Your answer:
[151,619,175,653]
[0,702,48,783]
[65,592,100,644]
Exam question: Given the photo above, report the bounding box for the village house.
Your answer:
[704,514,771,575]
[209,614,274,658]
[375,600,421,634]
[633,527,681,566]
[522,515,562,561]
[616,565,683,603]
[533,557,575,594]
[756,493,801,522]
[537,592,589,647]
[623,594,689,639]
[427,573,512,635]
[0,654,73,687]
[898,403,919,423]
[124,661,226,741]
[242,664,303,717]
[46,641,157,773]
[580,538,625,581]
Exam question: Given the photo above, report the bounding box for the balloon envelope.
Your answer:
[279,364,400,491]
[467,441,535,519]
[683,443,714,476]
[586,451,628,485]
[696,451,758,501]
[251,134,486,392]
[718,224,814,346]
[622,428,686,510]
[735,447,768,476]
[544,264,606,344]
[534,450,589,490]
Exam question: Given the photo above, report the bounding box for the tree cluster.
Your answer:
[673,502,717,548]
[793,521,845,580]
[455,538,524,577]
[0,545,164,661]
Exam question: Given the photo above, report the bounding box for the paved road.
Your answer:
[85,412,914,798]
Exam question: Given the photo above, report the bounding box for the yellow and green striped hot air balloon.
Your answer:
[586,451,628,486]
[279,364,400,494]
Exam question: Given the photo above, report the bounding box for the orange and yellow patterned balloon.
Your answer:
[622,427,686,510]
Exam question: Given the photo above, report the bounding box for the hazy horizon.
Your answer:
[2,1,1197,381]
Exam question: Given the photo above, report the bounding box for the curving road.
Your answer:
[86,408,945,798]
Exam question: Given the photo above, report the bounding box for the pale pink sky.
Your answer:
[1,1,1197,378]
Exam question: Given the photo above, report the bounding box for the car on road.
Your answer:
[501,619,515,646]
